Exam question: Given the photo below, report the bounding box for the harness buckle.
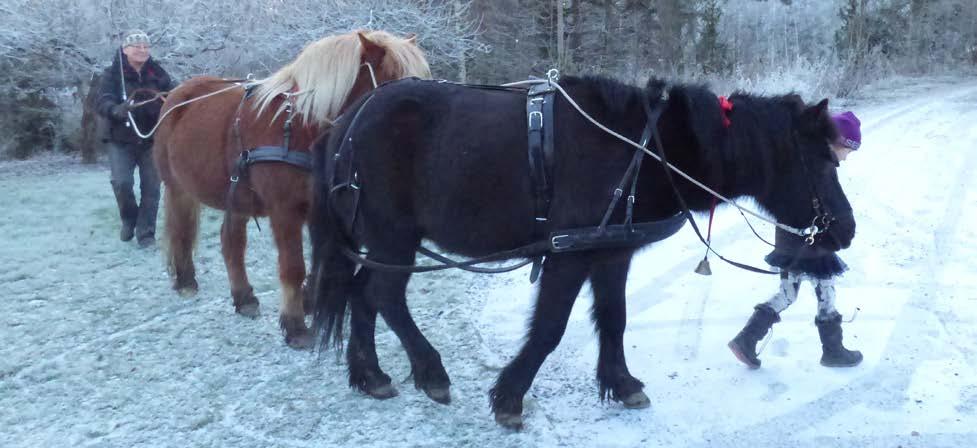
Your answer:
[551,234,570,250]
[528,111,544,129]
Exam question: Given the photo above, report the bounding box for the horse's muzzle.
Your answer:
[824,212,856,251]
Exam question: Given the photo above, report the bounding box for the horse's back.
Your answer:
[154,76,247,209]
[332,79,538,254]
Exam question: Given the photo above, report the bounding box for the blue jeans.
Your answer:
[108,142,160,238]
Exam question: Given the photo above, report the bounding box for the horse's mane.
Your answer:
[532,75,835,184]
[368,31,432,83]
[560,75,836,202]
[560,75,645,122]
[253,30,431,125]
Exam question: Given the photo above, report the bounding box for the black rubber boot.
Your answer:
[816,312,863,367]
[728,304,781,369]
[120,222,135,242]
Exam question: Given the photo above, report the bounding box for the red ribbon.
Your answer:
[718,96,733,128]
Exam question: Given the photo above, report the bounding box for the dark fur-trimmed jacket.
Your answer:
[764,228,847,279]
[96,50,174,147]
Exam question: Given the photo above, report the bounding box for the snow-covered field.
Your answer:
[2,77,976,447]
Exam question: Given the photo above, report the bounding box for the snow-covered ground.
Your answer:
[2,77,976,447]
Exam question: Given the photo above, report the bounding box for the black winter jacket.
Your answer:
[96,50,174,147]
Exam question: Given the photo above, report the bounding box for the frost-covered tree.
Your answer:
[0,0,484,159]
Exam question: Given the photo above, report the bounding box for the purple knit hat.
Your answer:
[832,111,861,150]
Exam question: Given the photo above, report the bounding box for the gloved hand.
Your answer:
[111,103,130,121]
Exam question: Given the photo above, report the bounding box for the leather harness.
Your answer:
[328,79,686,281]
[225,85,313,223]
[525,82,557,281]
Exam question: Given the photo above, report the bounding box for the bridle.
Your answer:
[790,130,847,246]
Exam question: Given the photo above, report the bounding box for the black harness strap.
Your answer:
[547,95,686,254]
[235,146,312,170]
[526,82,557,282]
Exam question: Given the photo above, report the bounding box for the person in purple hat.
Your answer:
[728,111,863,369]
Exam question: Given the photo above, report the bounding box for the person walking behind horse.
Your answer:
[728,111,864,369]
[96,30,174,247]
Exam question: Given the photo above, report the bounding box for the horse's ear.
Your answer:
[357,32,374,49]
[804,98,830,120]
[404,33,417,43]
[801,98,836,141]
[357,31,386,62]
[357,32,383,52]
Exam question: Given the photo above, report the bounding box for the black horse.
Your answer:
[309,75,855,429]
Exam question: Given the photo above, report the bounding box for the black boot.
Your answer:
[120,222,135,242]
[112,182,138,242]
[728,304,780,369]
[816,312,863,367]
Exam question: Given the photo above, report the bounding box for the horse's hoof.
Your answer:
[494,412,523,430]
[621,391,651,409]
[368,383,399,399]
[235,302,260,319]
[423,387,451,405]
[175,279,198,297]
[285,332,315,350]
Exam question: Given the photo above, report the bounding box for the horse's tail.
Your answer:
[309,128,356,351]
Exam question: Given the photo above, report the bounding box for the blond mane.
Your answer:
[253,30,431,125]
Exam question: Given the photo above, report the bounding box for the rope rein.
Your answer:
[123,62,378,139]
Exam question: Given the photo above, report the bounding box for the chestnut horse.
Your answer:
[153,30,430,349]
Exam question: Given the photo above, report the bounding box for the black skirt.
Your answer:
[764,252,848,279]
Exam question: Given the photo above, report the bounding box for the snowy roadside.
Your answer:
[2,75,976,447]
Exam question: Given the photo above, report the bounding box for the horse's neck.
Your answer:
[661,124,768,212]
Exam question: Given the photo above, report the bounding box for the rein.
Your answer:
[125,80,246,139]
[122,62,379,139]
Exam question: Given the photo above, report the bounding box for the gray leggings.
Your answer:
[763,271,838,319]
